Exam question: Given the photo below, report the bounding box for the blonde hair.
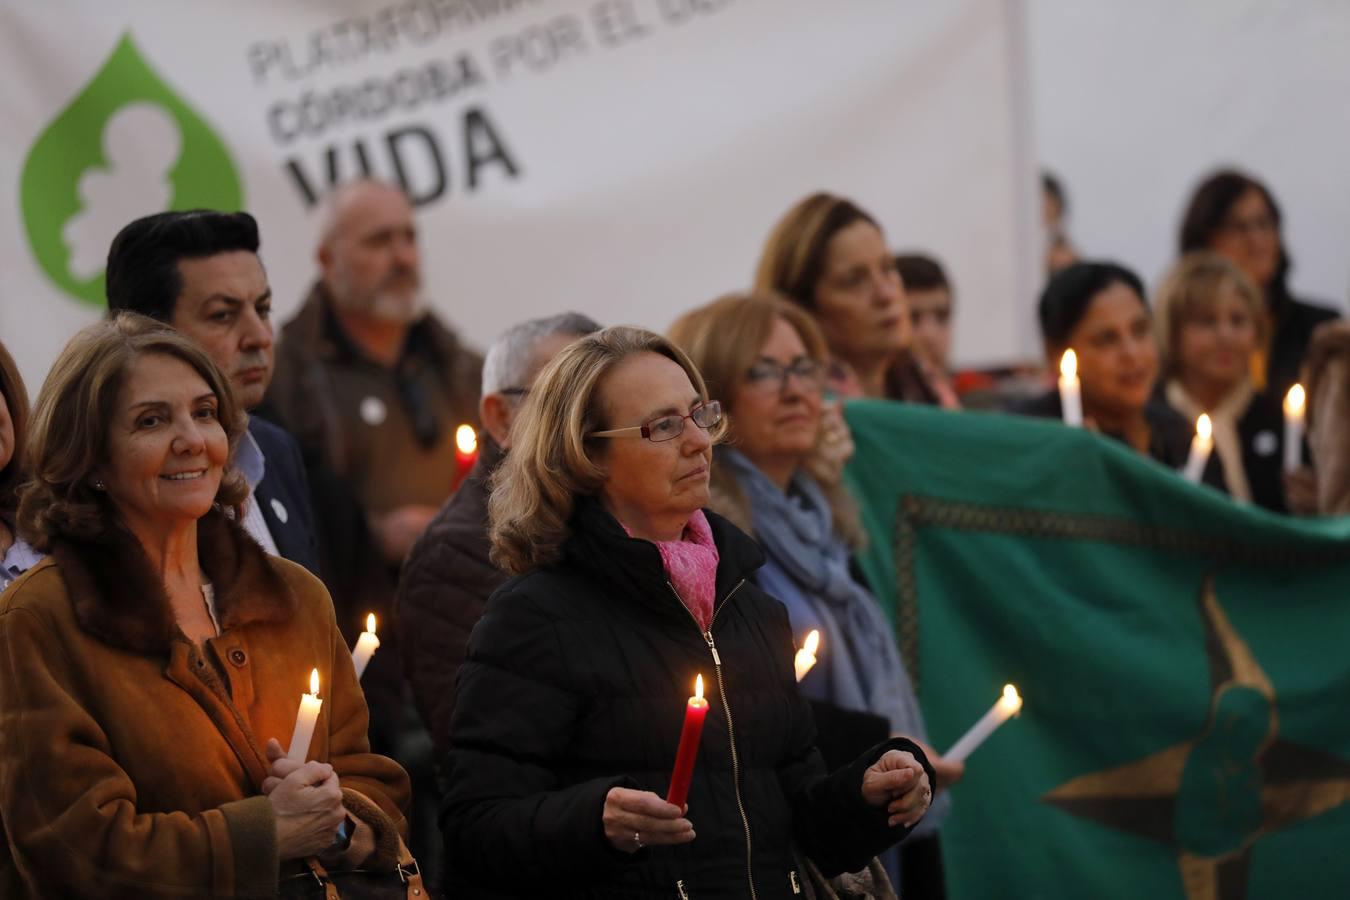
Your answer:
[488,325,719,575]
[1155,252,1267,378]
[754,192,881,310]
[18,313,248,550]
[668,293,863,547]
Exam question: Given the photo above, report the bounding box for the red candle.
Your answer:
[666,674,709,809]
[453,424,478,490]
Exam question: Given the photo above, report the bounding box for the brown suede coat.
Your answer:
[0,511,410,899]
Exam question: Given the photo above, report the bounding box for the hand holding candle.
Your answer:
[944,684,1022,763]
[1283,383,1306,474]
[287,668,323,764]
[666,675,708,809]
[1058,350,1082,427]
[1182,414,1213,483]
[794,629,820,682]
[351,613,380,680]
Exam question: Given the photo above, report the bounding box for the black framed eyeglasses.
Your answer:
[745,357,825,393]
[590,401,723,443]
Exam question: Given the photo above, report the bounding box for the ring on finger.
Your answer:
[634,831,644,850]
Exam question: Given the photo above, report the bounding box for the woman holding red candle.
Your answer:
[442,326,933,899]
[671,294,964,899]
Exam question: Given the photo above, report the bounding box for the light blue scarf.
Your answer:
[720,448,948,833]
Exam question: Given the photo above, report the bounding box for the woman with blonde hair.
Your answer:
[670,293,960,899]
[441,325,933,899]
[756,192,940,405]
[0,314,410,897]
[1156,252,1288,511]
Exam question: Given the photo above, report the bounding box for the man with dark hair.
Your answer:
[106,210,319,573]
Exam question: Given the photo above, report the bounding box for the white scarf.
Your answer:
[1165,379,1255,502]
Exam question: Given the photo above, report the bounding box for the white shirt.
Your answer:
[236,426,281,557]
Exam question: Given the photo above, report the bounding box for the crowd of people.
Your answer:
[0,164,1344,899]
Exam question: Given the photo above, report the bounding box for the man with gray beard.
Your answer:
[266,178,483,568]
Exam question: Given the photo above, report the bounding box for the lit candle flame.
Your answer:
[794,631,820,682]
[1286,383,1306,415]
[455,424,477,455]
[694,674,704,701]
[1003,684,1019,702]
[1197,413,1212,441]
[1060,349,1077,379]
[1000,683,1022,715]
[309,668,320,696]
[366,612,377,635]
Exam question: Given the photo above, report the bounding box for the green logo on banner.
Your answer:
[20,33,244,308]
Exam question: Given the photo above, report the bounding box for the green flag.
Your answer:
[842,400,1350,900]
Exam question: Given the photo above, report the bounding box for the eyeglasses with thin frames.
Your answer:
[590,401,723,443]
[744,357,826,394]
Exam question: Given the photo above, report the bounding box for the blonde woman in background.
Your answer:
[1156,253,1290,511]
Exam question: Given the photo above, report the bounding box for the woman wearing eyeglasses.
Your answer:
[1178,169,1338,403]
[670,295,961,899]
[440,326,933,899]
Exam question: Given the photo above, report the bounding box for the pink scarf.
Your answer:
[626,510,720,631]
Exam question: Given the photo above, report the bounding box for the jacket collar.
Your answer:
[284,281,468,378]
[472,435,505,482]
[51,508,297,656]
[561,496,764,625]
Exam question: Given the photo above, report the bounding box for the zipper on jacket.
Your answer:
[668,579,757,900]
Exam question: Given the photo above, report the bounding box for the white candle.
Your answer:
[1058,350,1082,427]
[1182,414,1213,483]
[351,613,381,681]
[944,684,1022,763]
[1283,383,1306,474]
[794,630,820,683]
[287,668,322,764]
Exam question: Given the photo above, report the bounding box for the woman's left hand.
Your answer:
[861,749,930,829]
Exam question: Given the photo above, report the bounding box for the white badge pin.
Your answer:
[270,498,289,524]
[360,396,387,426]
[1252,430,1278,457]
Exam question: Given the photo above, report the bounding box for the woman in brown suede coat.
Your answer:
[0,315,410,898]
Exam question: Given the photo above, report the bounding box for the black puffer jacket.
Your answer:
[441,499,931,899]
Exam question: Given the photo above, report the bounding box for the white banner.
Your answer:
[0,0,1036,396]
